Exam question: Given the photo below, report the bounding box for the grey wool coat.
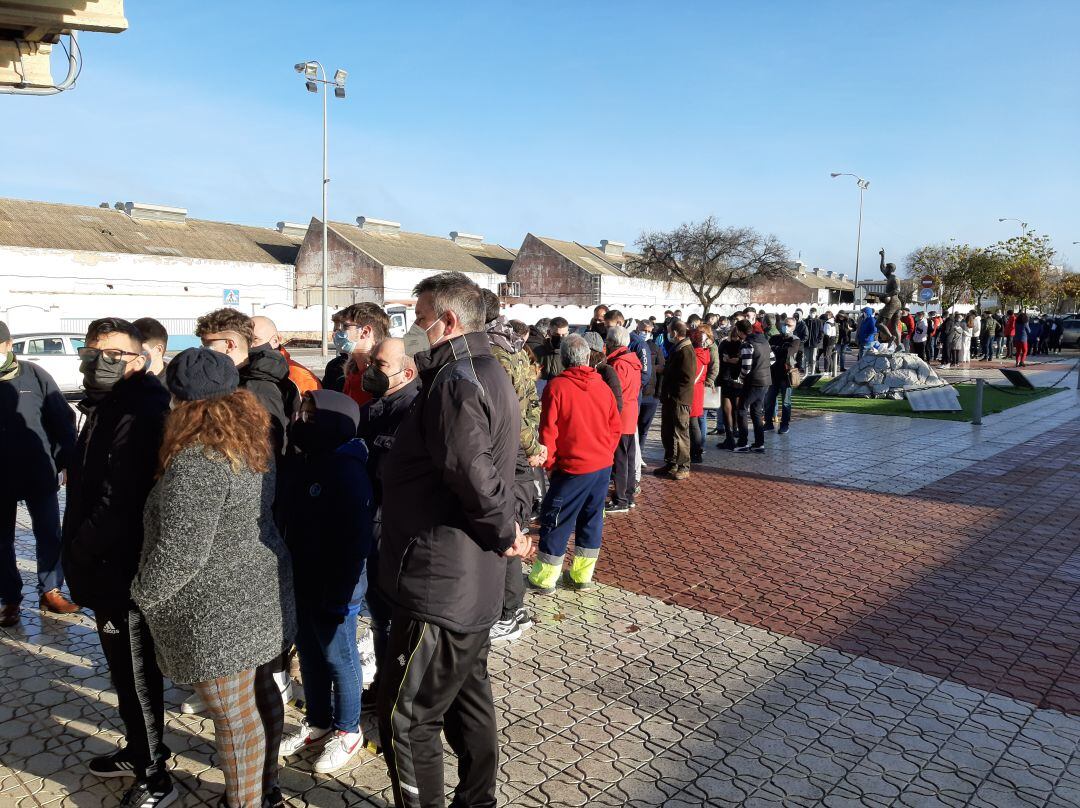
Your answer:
[132,446,296,684]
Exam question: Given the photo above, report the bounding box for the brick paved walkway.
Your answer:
[2,390,1078,806]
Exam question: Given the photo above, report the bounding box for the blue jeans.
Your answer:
[838,343,849,371]
[637,397,659,446]
[295,607,363,733]
[764,384,792,428]
[690,414,707,459]
[538,467,609,560]
[738,386,768,447]
[983,336,998,361]
[1,492,63,604]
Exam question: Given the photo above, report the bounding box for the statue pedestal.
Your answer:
[820,350,946,399]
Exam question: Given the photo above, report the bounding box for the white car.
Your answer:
[11,332,86,393]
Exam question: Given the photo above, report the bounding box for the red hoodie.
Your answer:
[607,346,642,435]
[540,365,622,475]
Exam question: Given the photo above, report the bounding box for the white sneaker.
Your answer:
[280,720,332,757]
[180,692,205,715]
[313,730,364,773]
[489,617,522,644]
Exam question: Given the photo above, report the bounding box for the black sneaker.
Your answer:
[514,607,535,630]
[778,425,790,435]
[717,439,735,450]
[750,445,765,453]
[119,778,176,808]
[764,423,775,431]
[733,444,750,453]
[88,747,137,779]
[605,502,630,514]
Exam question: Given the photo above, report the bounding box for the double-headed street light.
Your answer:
[997,217,1029,235]
[294,60,348,357]
[830,172,870,305]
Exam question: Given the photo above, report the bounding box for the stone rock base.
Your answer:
[820,349,946,399]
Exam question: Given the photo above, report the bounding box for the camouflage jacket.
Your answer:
[486,323,542,458]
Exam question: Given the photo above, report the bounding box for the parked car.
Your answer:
[10,333,85,393]
[1060,318,1080,348]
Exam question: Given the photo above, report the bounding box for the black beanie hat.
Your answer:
[166,348,240,401]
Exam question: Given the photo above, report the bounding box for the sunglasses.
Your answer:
[78,347,143,364]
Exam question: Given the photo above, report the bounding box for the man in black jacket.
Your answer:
[196,308,297,455]
[765,317,802,435]
[803,307,824,374]
[61,318,174,808]
[355,337,419,711]
[635,319,665,452]
[656,319,695,480]
[377,272,528,808]
[735,319,774,452]
[0,321,79,627]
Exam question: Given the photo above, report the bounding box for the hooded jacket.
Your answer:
[607,346,642,434]
[240,345,298,455]
[62,372,169,611]
[539,365,621,475]
[486,317,542,458]
[378,333,519,634]
[627,330,652,392]
[769,333,802,386]
[690,346,711,417]
[0,358,77,499]
[534,337,566,381]
[285,390,374,618]
[856,308,877,347]
[660,338,696,405]
[279,346,321,397]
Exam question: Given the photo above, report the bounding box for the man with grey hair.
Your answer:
[377,272,530,808]
[529,334,622,593]
[604,326,642,514]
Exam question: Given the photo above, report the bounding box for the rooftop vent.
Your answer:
[449,231,484,248]
[356,216,401,234]
[276,221,308,238]
[600,239,625,258]
[813,267,824,276]
[124,202,187,223]
[825,270,834,278]
[839,273,847,282]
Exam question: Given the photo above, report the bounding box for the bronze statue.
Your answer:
[876,249,901,347]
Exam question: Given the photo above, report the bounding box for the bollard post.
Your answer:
[972,378,984,425]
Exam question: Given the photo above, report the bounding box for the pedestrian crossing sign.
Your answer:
[223,289,240,307]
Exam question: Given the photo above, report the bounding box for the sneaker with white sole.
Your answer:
[489,617,522,644]
[280,720,332,757]
[118,777,176,808]
[88,746,138,778]
[180,691,205,715]
[313,730,364,773]
[514,608,534,630]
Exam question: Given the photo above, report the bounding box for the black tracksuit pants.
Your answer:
[378,612,497,808]
[94,604,170,781]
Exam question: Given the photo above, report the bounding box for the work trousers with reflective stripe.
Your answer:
[94,605,170,782]
[378,614,497,808]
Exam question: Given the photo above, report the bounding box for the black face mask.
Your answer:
[80,355,128,399]
[549,335,562,348]
[361,365,390,398]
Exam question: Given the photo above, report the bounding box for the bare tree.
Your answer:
[628,217,791,315]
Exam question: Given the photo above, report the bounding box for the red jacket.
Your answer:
[606,346,642,435]
[540,366,621,475]
[903,314,916,337]
[690,346,710,417]
[1004,314,1017,338]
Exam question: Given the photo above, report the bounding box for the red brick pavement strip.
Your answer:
[596,416,1080,715]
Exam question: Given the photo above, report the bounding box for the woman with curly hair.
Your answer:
[131,348,296,808]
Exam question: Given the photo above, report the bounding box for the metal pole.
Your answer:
[320,63,329,358]
[973,378,984,425]
[853,184,864,305]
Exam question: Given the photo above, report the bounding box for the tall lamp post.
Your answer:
[997,217,1029,235]
[294,60,347,357]
[830,172,870,305]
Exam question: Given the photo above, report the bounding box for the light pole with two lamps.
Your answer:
[830,172,870,305]
[294,60,347,357]
[997,217,1029,235]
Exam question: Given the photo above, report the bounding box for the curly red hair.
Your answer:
[158,388,272,477]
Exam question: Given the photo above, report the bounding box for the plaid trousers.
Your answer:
[194,658,284,808]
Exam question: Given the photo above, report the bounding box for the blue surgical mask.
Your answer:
[332,330,355,354]
[780,323,789,334]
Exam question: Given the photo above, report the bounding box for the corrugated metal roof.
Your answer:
[0,197,302,264]
[794,272,856,291]
[328,221,509,275]
[535,236,634,277]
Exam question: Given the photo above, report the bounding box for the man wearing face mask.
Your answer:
[354,338,419,713]
[132,317,169,379]
[61,318,175,808]
[196,308,296,456]
[533,316,569,381]
[377,272,529,808]
[332,304,390,407]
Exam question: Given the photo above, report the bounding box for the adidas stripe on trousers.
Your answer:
[377,612,498,808]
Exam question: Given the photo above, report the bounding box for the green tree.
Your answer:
[905,243,969,310]
[629,217,791,315]
[993,231,1056,309]
[964,249,1007,311]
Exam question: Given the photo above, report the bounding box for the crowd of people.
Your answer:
[0,283,1069,808]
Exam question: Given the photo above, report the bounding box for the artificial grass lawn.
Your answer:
[792,380,1064,422]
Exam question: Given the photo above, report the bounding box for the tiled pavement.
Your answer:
[2,380,1078,806]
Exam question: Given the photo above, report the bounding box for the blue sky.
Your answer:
[4,1,1078,274]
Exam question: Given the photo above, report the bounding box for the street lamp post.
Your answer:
[997,217,1029,235]
[830,172,870,305]
[294,60,348,357]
